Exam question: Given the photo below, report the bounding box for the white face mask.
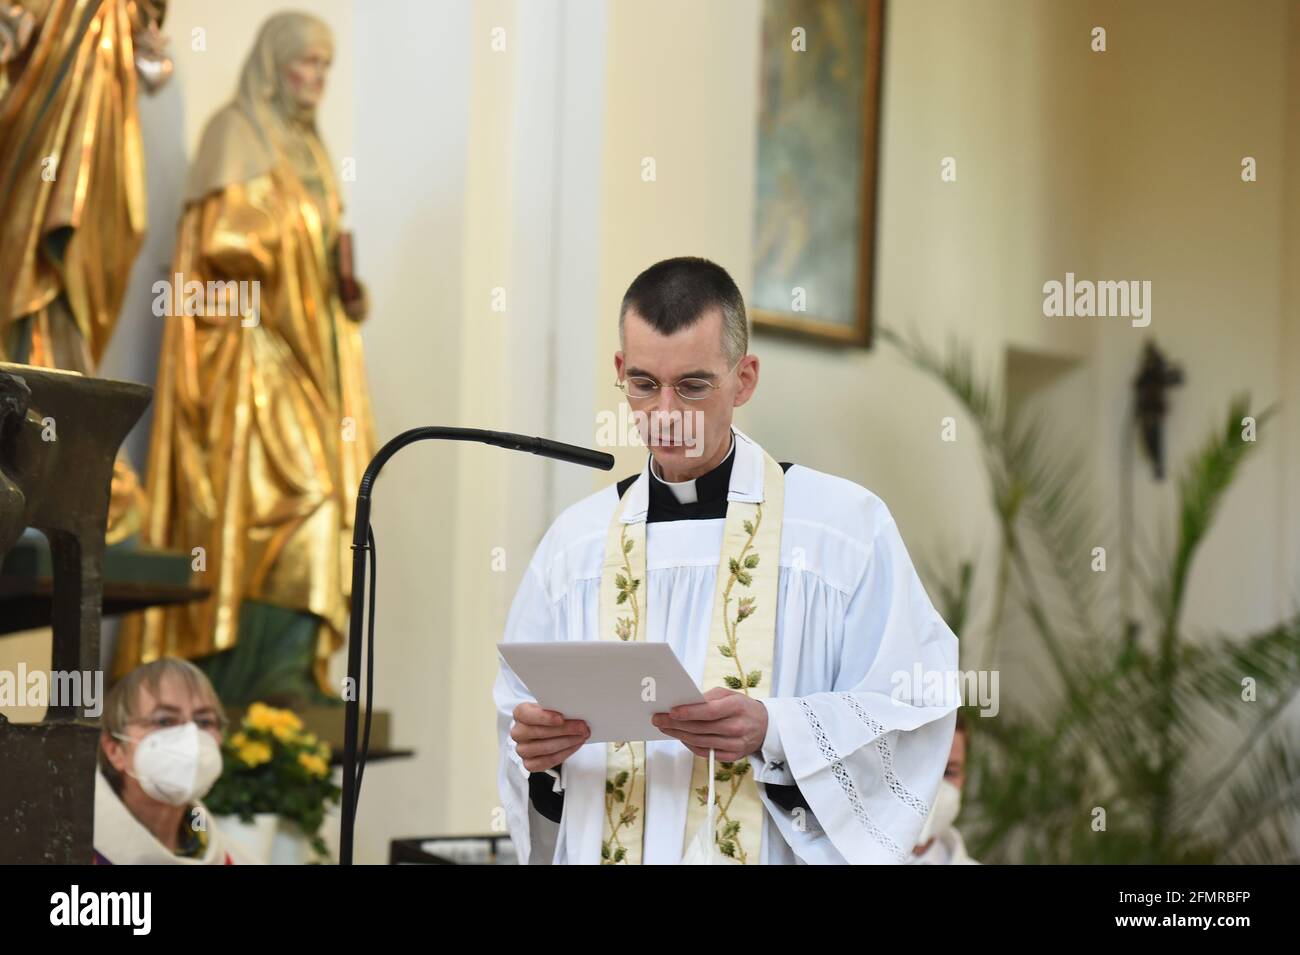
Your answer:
[115,722,223,806]
[917,779,962,845]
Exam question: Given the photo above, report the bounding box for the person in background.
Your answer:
[908,709,979,865]
[94,658,253,864]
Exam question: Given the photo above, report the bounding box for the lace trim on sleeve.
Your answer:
[838,693,930,819]
[797,698,905,861]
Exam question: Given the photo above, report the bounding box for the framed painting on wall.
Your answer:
[751,0,884,347]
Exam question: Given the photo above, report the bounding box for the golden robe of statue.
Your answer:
[0,0,168,542]
[116,13,375,697]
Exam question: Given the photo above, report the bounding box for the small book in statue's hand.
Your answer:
[337,231,361,305]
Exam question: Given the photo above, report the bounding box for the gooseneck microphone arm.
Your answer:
[339,428,615,865]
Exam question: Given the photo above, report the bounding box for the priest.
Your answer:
[494,256,960,864]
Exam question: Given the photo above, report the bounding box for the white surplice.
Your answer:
[904,826,981,865]
[494,427,960,864]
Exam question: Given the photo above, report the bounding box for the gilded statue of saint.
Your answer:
[118,13,376,703]
[0,0,170,542]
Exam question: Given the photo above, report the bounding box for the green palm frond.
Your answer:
[1171,613,1300,829]
[884,326,1297,864]
[1157,396,1275,628]
[1149,397,1272,847]
[878,326,1003,448]
[1213,734,1300,864]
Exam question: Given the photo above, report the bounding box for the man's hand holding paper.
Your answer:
[510,703,590,773]
[651,687,768,763]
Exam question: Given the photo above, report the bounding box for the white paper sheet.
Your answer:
[497,641,706,743]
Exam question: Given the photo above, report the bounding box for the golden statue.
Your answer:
[117,12,376,702]
[0,0,170,543]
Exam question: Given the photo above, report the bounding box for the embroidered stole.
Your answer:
[597,449,784,864]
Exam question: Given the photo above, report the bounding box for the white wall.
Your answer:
[1086,0,1293,637]
[431,0,612,837]
[693,0,1299,648]
[343,0,473,863]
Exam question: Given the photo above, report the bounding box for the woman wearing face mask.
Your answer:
[95,658,254,864]
[908,710,980,865]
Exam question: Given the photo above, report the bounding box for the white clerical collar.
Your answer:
[620,427,764,524]
[650,432,736,504]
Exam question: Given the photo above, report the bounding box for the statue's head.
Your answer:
[280,30,332,113]
[242,12,334,123]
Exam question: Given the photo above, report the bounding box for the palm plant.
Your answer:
[882,326,1300,863]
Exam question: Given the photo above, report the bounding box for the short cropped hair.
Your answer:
[619,257,748,366]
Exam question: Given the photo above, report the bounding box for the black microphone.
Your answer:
[339,428,614,865]
[479,430,615,470]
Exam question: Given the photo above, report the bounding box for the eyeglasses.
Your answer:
[615,359,741,402]
[126,714,226,734]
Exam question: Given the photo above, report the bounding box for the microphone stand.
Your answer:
[338,428,615,865]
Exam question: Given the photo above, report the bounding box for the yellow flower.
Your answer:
[271,723,301,743]
[298,752,329,777]
[229,731,248,748]
[238,740,273,767]
[244,702,276,731]
[246,702,304,736]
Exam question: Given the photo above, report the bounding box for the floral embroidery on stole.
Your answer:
[598,450,784,864]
